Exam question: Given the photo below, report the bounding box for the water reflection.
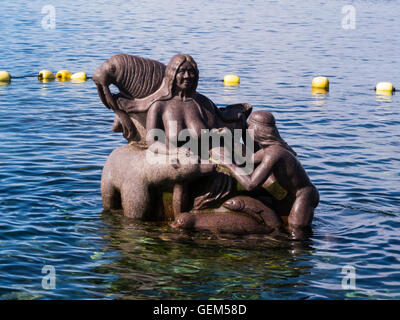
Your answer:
[1,0,399,300]
[0,85,9,95]
[39,82,52,96]
[376,90,394,103]
[311,88,329,106]
[222,84,240,104]
[94,210,315,299]
[38,79,55,84]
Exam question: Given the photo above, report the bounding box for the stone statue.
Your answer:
[92,54,166,141]
[96,53,318,239]
[210,111,320,238]
[101,144,215,220]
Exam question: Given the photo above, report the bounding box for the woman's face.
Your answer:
[175,61,197,91]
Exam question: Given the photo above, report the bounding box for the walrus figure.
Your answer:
[92,54,166,141]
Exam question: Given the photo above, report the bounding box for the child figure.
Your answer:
[216,110,319,239]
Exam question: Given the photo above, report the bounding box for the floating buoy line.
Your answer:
[0,70,90,84]
[0,70,397,97]
[311,76,396,95]
[1,70,237,85]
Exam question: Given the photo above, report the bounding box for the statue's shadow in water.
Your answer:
[100,209,314,250]
[92,210,316,299]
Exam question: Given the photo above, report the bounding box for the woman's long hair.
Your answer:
[152,54,199,103]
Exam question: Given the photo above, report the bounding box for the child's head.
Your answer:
[247,110,297,156]
[248,110,279,143]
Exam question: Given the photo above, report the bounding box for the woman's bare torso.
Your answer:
[152,95,219,143]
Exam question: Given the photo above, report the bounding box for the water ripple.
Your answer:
[1,0,400,299]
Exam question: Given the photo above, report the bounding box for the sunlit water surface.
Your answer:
[0,0,399,299]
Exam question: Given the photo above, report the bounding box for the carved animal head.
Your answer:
[93,54,166,110]
[170,213,196,229]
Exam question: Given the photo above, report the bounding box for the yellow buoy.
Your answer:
[0,71,11,84]
[375,82,394,93]
[56,70,72,81]
[71,72,87,82]
[312,76,329,90]
[224,74,240,85]
[38,70,55,82]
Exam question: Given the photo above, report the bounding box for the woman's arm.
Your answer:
[146,102,170,154]
[145,103,189,159]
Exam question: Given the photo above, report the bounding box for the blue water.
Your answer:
[0,0,399,299]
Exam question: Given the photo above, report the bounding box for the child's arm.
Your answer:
[223,155,275,191]
[252,148,265,165]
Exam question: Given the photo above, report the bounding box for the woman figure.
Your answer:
[145,54,233,149]
[116,54,246,146]
[141,54,237,215]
